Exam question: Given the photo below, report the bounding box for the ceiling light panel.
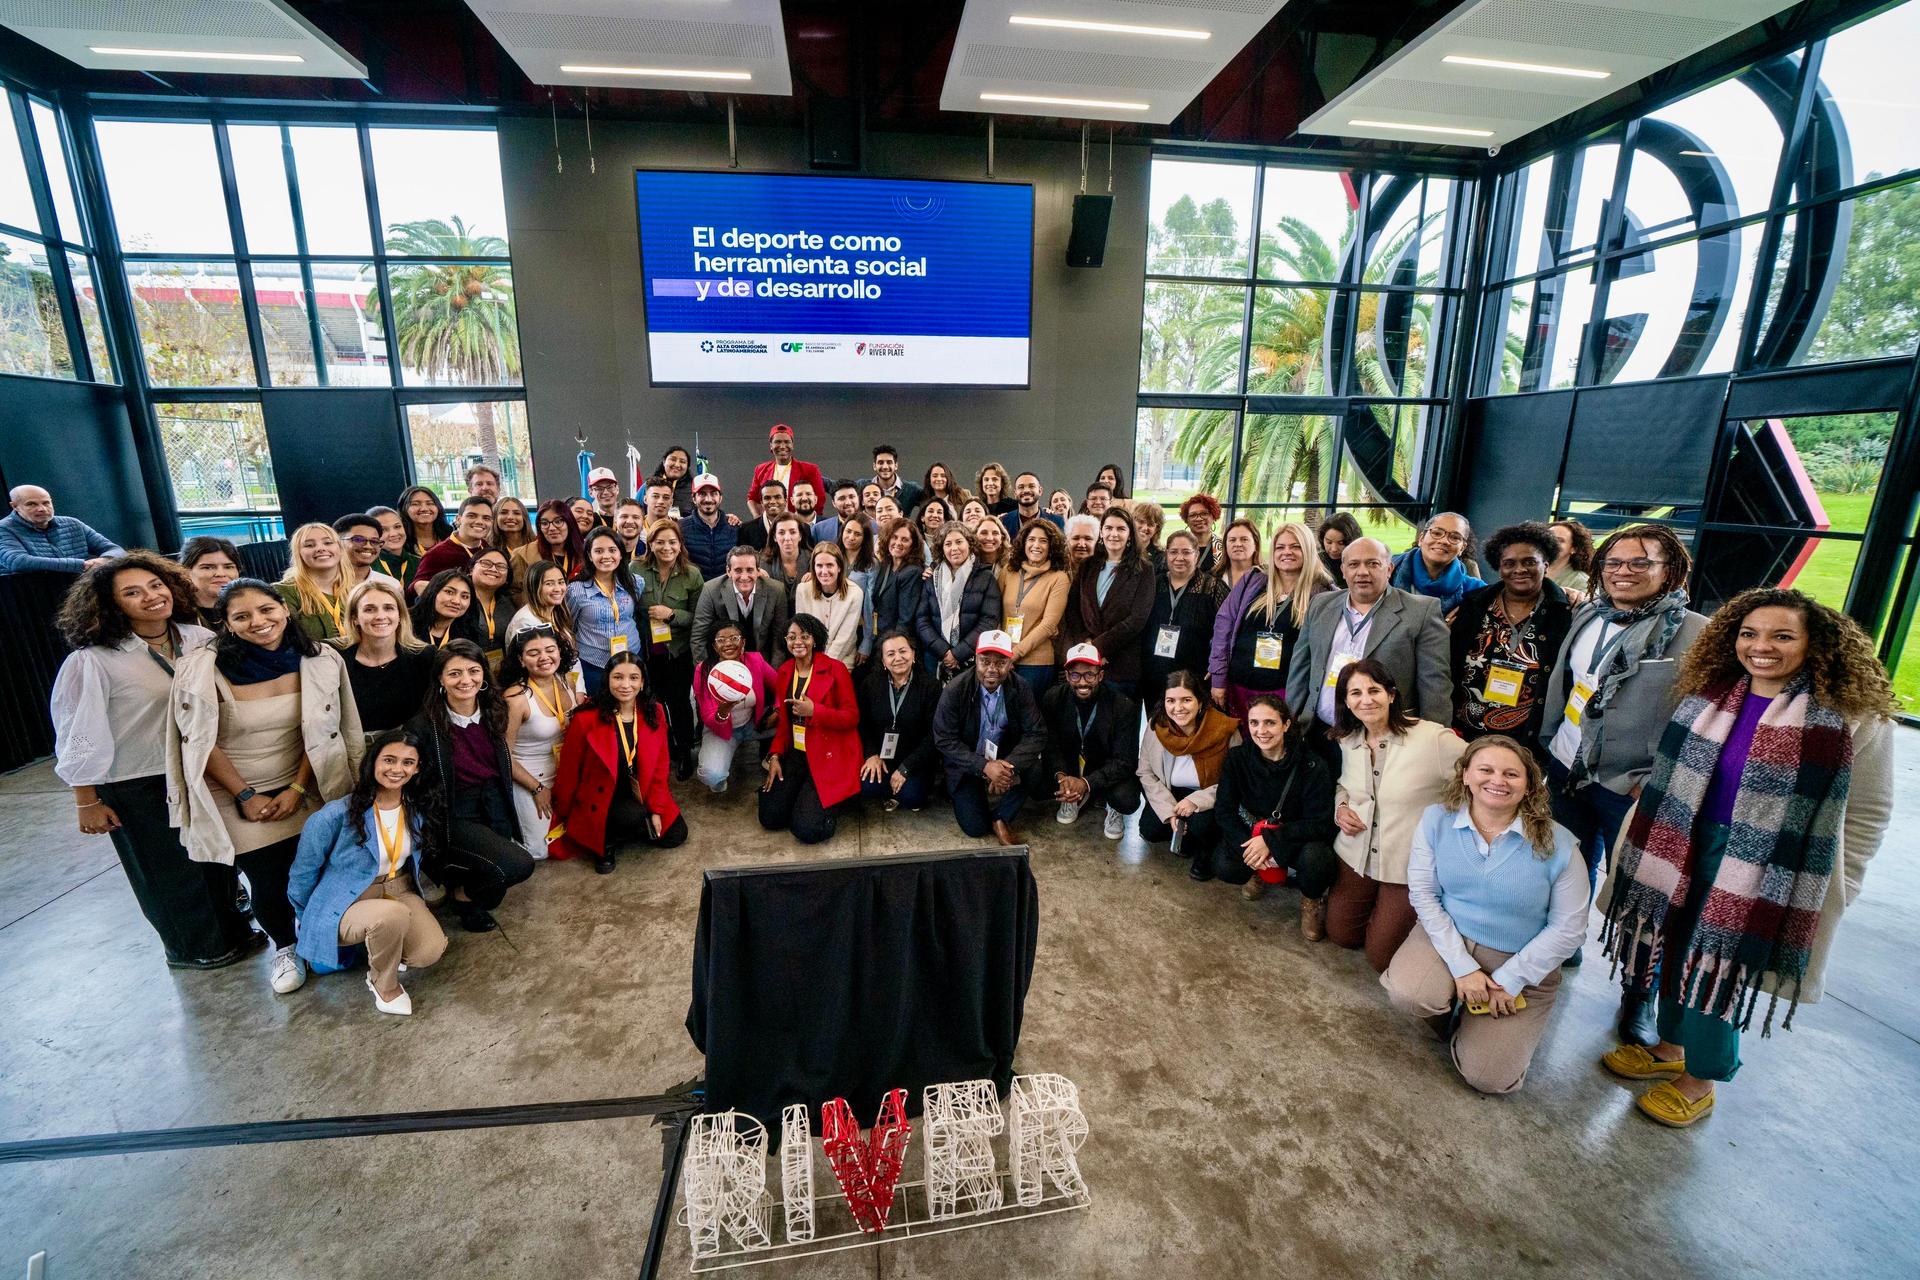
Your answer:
[459,1,792,95]
[942,0,1293,125]
[0,0,366,77]
[1301,0,1799,147]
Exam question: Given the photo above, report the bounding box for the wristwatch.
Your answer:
[235,787,258,805]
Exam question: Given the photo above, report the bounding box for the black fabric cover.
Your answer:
[687,848,1040,1128]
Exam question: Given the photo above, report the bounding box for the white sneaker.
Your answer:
[1103,805,1126,840]
[709,778,730,795]
[417,871,446,906]
[270,946,307,994]
[1055,799,1083,825]
[366,975,412,1016]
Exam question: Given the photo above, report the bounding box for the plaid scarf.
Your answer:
[1566,586,1692,787]
[1600,673,1852,1035]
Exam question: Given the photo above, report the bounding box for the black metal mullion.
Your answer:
[208,120,270,390]
[1737,44,1823,374]
[8,91,90,382]
[358,122,405,416]
[277,123,331,388]
[1577,123,1640,387]
[1433,171,1499,511]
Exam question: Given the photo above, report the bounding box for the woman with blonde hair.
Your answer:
[1130,501,1167,574]
[1382,735,1584,1096]
[340,576,432,739]
[972,515,1010,571]
[278,523,353,641]
[975,462,1016,517]
[1597,588,1894,1128]
[1208,520,1333,721]
[794,540,865,667]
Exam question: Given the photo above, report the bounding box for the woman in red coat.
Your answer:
[550,651,688,873]
[758,614,861,844]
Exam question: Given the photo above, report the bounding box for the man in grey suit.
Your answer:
[1287,537,1453,751]
[691,544,791,668]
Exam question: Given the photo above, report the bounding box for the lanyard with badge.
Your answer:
[1565,618,1626,727]
[617,715,638,772]
[1006,571,1041,643]
[648,580,673,647]
[789,668,812,751]
[880,679,907,761]
[530,676,569,757]
[1253,597,1289,670]
[601,583,627,653]
[1322,604,1369,688]
[375,803,408,880]
[1480,598,1534,708]
[317,591,345,637]
[1075,701,1097,775]
[1155,581,1188,658]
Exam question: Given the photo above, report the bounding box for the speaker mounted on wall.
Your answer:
[1066,194,1113,269]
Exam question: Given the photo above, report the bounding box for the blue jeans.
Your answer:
[1015,664,1053,700]
[951,776,1029,837]
[580,661,606,698]
[860,767,933,811]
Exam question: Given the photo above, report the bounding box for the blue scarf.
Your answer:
[1391,549,1475,613]
[216,637,305,685]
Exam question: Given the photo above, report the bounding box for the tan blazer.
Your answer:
[998,565,1069,668]
[1333,718,1466,884]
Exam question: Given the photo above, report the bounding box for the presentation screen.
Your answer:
[635,170,1033,387]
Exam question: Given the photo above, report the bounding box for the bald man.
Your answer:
[0,485,122,575]
[1286,535,1453,744]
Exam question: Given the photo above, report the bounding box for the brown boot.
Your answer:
[1300,895,1327,942]
[1240,877,1267,901]
[991,819,1020,847]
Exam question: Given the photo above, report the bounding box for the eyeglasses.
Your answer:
[538,517,570,529]
[343,535,379,547]
[1497,557,1544,570]
[1424,529,1468,546]
[1600,557,1665,573]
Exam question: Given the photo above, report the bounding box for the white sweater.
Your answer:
[1333,718,1465,884]
[795,579,867,667]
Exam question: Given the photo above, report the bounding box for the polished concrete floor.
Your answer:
[3,732,1917,1279]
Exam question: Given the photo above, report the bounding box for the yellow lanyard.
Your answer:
[791,667,812,703]
[598,581,621,625]
[530,676,567,757]
[316,591,344,636]
[616,715,638,770]
[429,625,450,648]
[478,595,497,642]
[375,803,407,878]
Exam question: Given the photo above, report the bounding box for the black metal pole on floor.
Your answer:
[639,1111,693,1280]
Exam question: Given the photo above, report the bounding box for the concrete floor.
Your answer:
[3,733,1917,1280]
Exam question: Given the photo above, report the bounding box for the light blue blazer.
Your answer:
[288,797,428,974]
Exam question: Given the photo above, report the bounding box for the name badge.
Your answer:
[650,619,673,645]
[1484,663,1527,707]
[1324,647,1362,687]
[880,731,899,760]
[1566,677,1597,727]
[983,739,999,762]
[608,634,628,654]
[1154,625,1181,658]
[792,724,808,751]
[1004,614,1023,643]
[1254,633,1284,670]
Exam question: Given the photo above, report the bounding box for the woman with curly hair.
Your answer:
[974,462,1016,517]
[1539,521,1708,1041]
[501,623,583,853]
[1547,518,1595,596]
[51,552,251,970]
[1596,588,1895,1127]
[1383,735,1585,1095]
[1179,493,1226,578]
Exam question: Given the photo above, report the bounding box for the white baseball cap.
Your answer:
[586,466,618,486]
[1063,643,1105,668]
[692,473,722,493]
[976,630,1015,659]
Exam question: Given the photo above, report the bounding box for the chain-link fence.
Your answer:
[156,404,279,511]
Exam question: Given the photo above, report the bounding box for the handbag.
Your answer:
[1247,766,1300,885]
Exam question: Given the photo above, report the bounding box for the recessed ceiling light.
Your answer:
[560,65,752,81]
[981,92,1151,111]
[1010,15,1209,40]
[1349,119,1496,138]
[89,47,306,64]
[1442,54,1609,80]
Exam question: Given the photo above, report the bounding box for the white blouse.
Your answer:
[51,626,215,787]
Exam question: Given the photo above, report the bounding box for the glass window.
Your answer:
[1763,412,1896,532]
[287,126,371,255]
[1553,143,1620,267]
[1353,290,1438,398]
[369,127,510,252]
[1238,413,1338,505]
[126,260,255,387]
[1146,158,1255,277]
[1367,177,1454,288]
[157,401,277,512]
[1258,166,1356,282]
[249,260,318,386]
[404,401,535,501]
[227,124,299,254]
[1338,403,1433,501]
[1643,74,1785,229]
[251,261,390,387]
[67,251,112,382]
[1596,225,1764,382]
[1247,285,1334,396]
[1815,2,1920,187]
[382,260,520,387]
[0,93,38,233]
[1890,563,1920,715]
[1498,156,1554,282]
[1530,268,1599,389]
[1134,405,1219,507]
[96,120,232,254]
[0,231,72,378]
[1140,280,1244,393]
[1484,278,1536,394]
[29,101,82,245]
[1795,180,1920,365]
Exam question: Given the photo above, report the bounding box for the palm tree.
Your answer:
[368,217,519,471]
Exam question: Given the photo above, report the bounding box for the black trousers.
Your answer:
[652,650,697,758]
[233,834,300,949]
[606,773,690,855]
[1086,774,1143,815]
[1213,834,1338,892]
[97,775,251,964]
[1138,785,1221,861]
[440,786,536,910]
[758,751,839,845]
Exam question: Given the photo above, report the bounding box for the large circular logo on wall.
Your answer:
[892,194,944,222]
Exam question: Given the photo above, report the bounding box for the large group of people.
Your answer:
[34,427,1897,1127]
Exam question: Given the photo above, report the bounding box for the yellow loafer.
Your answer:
[1602,1043,1686,1080]
[1637,1081,1715,1128]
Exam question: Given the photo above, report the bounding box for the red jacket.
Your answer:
[750,459,826,511]
[549,706,682,858]
[770,654,861,807]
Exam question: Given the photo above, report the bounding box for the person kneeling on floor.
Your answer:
[1212,695,1338,905]
[288,729,448,1017]
[1042,643,1142,839]
[932,630,1045,846]
[549,651,689,873]
[1381,735,1586,1096]
[759,614,862,845]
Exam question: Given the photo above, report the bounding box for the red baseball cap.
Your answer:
[769,422,793,439]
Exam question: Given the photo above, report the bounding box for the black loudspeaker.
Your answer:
[808,99,860,169]
[1066,193,1113,268]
